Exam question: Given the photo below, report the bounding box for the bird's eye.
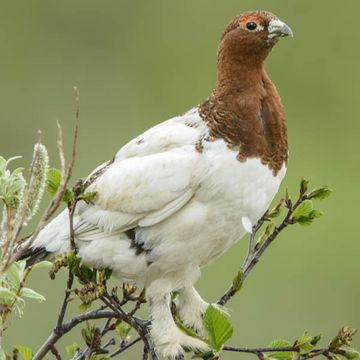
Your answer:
[246,21,258,30]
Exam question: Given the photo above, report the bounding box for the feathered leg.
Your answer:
[146,279,209,360]
[174,286,209,335]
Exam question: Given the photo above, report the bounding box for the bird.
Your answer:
[27,10,293,360]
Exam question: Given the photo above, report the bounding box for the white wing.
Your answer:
[33,108,207,254]
[76,108,207,233]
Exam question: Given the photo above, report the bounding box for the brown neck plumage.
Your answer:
[199,41,288,175]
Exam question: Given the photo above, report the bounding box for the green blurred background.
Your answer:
[1,0,359,358]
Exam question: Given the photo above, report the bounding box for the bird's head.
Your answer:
[218,11,293,65]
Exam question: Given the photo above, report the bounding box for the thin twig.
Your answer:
[1,267,32,323]
[33,309,121,360]
[223,345,298,353]
[223,345,329,360]
[100,293,158,360]
[55,270,74,330]
[50,344,62,360]
[218,193,307,306]
[109,337,141,358]
[13,86,81,265]
[242,215,266,270]
[142,346,149,360]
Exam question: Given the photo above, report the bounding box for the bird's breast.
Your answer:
[191,139,286,264]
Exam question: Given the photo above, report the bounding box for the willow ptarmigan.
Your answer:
[29,10,293,360]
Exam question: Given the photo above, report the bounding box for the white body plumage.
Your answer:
[32,107,286,358]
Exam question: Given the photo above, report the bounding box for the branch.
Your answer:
[109,337,141,358]
[13,87,81,265]
[100,293,158,360]
[223,345,329,360]
[218,191,307,306]
[33,309,121,360]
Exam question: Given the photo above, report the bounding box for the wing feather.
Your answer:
[76,109,207,234]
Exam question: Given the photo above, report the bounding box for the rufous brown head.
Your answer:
[219,11,293,65]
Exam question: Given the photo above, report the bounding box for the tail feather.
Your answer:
[17,209,71,267]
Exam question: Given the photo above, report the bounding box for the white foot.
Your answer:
[146,279,210,360]
[152,325,210,360]
[175,287,208,334]
[175,287,229,335]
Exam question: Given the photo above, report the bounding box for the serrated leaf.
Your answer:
[296,210,323,226]
[203,305,233,353]
[13,345,33,360]
[268,340,294,360]
[20,288,46,302]
[308,186,332,200]
[294,331,317,355]
[292,200,313,220]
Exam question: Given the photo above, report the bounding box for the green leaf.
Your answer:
[307,186,332,200]
[68,252,81,274]
[0,287,17,303]
[232,270,243,292]
[294,331,319,355]
[98,268,112,283]
[203,305,233,353]
[115,322,132,340]
[255,223,275,250]
[13,345,33,360]
[14,296,26,317]
[46,168,73,203]
[266,201,284,220]
[20,288,46,302]
[296,210,323,226]
[5,261,26,289]
[47,168,61,197]
[339,346,360,360]
[79,302,92,312]
[66,343,79,357]
[300,178,311,194]
[268,340,294,360]
[292,200,313,220]
[192,351,215,359]
[78,191,97,205]
[0,348,7,360]
[79,265,97,283]
[292,200,323,226]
